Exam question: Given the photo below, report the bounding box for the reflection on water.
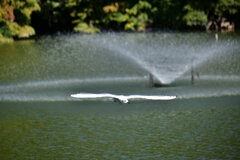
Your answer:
[0,97,240,159]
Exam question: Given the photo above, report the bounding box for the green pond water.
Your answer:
[0,32,240,159]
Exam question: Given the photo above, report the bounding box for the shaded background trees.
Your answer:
[0,0,240,41]
[0,0,40,41]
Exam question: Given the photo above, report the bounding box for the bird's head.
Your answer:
[121,99,129,104]
[114,97,130,104]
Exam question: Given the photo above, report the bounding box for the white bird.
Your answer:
[70,93,176,104]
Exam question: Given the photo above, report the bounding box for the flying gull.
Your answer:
[71,93,177,104]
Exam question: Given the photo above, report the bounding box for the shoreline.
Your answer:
[1,29,239,43]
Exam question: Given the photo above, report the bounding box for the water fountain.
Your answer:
[86,32,238,85]
[0,32,240,101]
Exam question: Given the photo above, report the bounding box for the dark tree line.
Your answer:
[1,0,240,42]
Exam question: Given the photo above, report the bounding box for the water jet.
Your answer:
[0,32,239,101]
[86,33,235,86]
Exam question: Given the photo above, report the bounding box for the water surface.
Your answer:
[0,32,240,159]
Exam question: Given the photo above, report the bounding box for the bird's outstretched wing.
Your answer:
[71,93,117,100]
[126,95,176,101]
[71,93,129,103]
[71,93,176,103]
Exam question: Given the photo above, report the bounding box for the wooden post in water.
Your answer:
[191,66,194,85]
[149,73,154,87]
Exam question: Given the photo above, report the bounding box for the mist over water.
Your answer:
[87,33,239,84]
[0,32,240,101]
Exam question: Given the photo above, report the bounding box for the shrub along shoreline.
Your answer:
[1,0,240,42]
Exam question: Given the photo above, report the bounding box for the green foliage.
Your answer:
[0,21,34,38]
[124,0,155,31]
[0,0,40,41]
[1,0,240,42]
[73,22,100,34]
[104,1,155,31]
[214,0,240,16]
[183,5,207,26]
[0,32,13,42]
[109,13,129,23]
[65,0,103,34]
[181,0,240,30]
[14,0,40,24]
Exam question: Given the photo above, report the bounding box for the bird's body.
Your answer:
[113,97,129,104]
[71,93,176,104]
